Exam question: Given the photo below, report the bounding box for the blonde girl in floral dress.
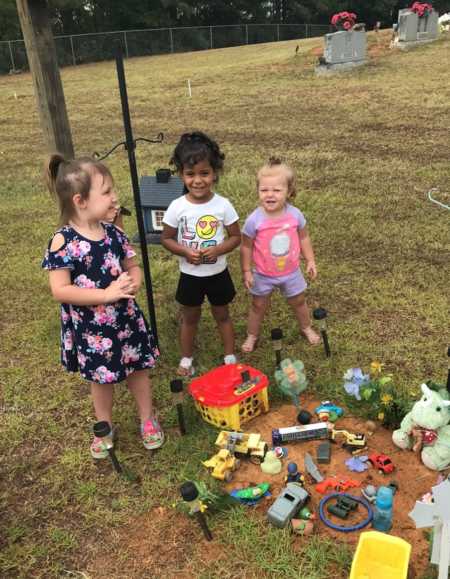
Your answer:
[42,154,163,458]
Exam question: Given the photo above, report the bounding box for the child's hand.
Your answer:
[306,260,318,280]
[104,272,134,303]
[243,270,254,290]
[184,247,202,265]
[200,245,219,261]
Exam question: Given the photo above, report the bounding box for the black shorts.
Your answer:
[176,268,236,307]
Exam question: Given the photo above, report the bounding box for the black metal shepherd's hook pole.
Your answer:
[114,44,159,347]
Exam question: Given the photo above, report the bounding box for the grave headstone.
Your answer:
[397,8,439,46]
[316,27,367,75]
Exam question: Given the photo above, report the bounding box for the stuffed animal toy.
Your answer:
[392,383,450,470]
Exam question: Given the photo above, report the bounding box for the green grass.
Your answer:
[0,31,449,578]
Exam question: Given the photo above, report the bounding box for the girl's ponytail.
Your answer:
[46,153,66,197]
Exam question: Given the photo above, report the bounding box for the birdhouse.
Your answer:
[139,168,185,244]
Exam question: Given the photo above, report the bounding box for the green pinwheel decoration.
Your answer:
[275,358,308,408]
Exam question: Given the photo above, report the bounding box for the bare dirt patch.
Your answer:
[87,397,443,578]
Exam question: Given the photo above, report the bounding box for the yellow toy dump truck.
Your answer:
[202,449,240,482]
[215,431,268,463]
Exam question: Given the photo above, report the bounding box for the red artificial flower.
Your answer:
[331,11,357,28]
[410,2,433,17]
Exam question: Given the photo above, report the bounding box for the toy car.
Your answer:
[202,449,240,481]
[215,431,268,463]
[368,452,395,474]
[267,483,309,528]
[314,401,344,422]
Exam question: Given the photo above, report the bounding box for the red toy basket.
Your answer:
[188,363,269,430]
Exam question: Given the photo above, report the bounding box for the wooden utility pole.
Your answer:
[16,0,74,157]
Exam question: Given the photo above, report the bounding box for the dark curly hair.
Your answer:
[170,131,225,175]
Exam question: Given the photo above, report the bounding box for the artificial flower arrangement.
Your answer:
[342,361,413,428]
[410,2,433,17]
[331,11,357,30]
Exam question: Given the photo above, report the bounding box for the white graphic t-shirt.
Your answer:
[163,193,239,277]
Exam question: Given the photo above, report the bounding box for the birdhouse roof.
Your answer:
[139,175,185,207]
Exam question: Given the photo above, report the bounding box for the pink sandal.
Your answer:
[241,334,259,353]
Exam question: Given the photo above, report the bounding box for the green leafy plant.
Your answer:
[343,362,413,428]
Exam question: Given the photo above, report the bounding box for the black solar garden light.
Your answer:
[271,328,283,367]
[170,379,186,435]
[93,421,123,474]
[180,481,213,541]
[313,308,331,358]
[447,346,450,394]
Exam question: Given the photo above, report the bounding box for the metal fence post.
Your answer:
[123,30,129,58]
[305,23,309,38]
[169,28,174,53]
[8,41,16,71]
[277,24,280,41]
[210,25,213,49]
[245,24,249,44]
[69,35,76,66]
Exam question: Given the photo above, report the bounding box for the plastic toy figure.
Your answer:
[367,452,395,474]
[202,449,240,481]
[315,401,344,422]
[393,383,450,470]
[285,462,305,485]
[274,358,307,408]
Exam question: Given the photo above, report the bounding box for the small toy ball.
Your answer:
[297,410,312,425]
[274,446,288,459]
[365,420,377,435]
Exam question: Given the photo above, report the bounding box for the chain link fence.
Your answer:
[0,23,331,75]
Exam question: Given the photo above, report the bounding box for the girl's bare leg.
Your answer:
[127,369,153,423]
[90,383,114,425]
[247,295,271,337]
[180,305,202,358]
[287,293,320,344]
[211,304,235,356]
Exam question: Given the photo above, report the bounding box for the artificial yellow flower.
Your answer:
[378,412,385,421]
[370,361,384,375]
[381,393,393,405]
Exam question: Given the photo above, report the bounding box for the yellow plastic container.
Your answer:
[349,531,411,579]
[189,364,269,430]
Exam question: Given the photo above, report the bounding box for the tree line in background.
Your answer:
[1,0,450,41]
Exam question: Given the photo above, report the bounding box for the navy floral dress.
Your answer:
[42,223,159,384]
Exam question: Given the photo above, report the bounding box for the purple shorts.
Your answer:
[250,269,307,298]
